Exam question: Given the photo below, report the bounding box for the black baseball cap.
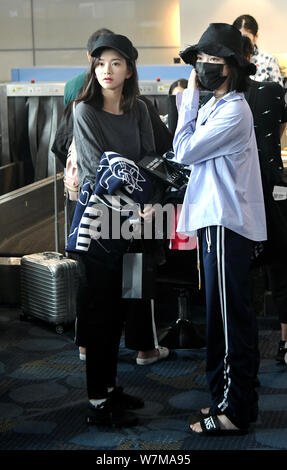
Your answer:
[91,34,138,61]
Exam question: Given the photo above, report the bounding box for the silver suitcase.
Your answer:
[21,251,78,334]
[20,149,79,334]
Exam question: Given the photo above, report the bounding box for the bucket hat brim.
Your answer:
[179,23,256,76]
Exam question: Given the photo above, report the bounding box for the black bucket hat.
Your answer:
[90,34,138,62]
[179,23,256,75]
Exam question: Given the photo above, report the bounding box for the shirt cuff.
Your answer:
[177,88,200,111]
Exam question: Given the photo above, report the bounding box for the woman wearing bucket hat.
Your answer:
[173,23,267,435]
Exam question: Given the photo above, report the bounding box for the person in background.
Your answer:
[160,79,188,134]
[242,35,287,366]
[161,78,188,127]
[173,23,267,435]
[233,14,284,87]
[169,78,188,96]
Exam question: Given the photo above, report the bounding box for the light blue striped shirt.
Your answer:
[173,88,267,241]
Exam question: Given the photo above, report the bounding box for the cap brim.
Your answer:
[91,45,130,60]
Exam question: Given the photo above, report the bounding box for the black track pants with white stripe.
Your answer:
[200,225,259,429]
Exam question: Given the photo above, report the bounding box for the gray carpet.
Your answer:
[0,306,286,458]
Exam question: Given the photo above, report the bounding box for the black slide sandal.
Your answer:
[190,415,249,436]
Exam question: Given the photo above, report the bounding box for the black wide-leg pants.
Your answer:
[200,225,259,429]
[73,252,125,399]
[71,249,158,399]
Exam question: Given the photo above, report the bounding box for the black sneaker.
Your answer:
[276,340,287,364]
[86,398,138,427]
[109,386,144,410]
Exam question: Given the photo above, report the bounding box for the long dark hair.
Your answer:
[241,35,254,59]
[225,57,249,92]
[75,51,139,113]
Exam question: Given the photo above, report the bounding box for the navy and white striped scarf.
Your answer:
[66,152,154,255]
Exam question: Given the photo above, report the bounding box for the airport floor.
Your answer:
[0,302,287,461]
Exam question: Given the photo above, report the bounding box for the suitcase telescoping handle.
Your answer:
[43,251,64,260]
[54,143,69,256]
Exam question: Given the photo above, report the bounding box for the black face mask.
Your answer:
[195,62,227,91]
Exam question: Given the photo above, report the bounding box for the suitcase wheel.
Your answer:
[55,324,65,335]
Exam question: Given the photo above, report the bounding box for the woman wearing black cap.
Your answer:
[66,34,167,427]
[173,23,267,435]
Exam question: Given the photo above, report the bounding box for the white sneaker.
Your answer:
[136,346,169,366]
[79,347,86,361]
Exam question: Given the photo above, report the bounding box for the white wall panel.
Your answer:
[34,47,181,67]
[35,49,88,67]
[0,0,180,81]
[0,51,34,82]
[33,0,179,49]
[137,47,181,66]
[0,0,32,49]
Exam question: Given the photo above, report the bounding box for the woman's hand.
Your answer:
[138,204,155,223]
[188,68,198,89]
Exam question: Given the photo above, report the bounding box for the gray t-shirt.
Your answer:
[74,98,155,189]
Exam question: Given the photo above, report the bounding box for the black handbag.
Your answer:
[137,152,189,189]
